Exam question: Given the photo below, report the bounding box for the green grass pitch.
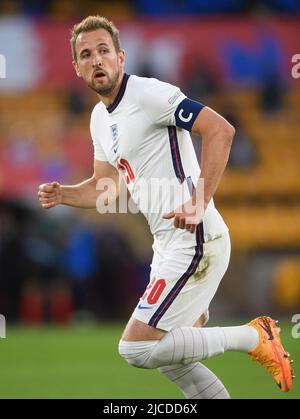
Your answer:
[0,322,299,399]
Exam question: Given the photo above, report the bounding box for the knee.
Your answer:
[118,339,159,369]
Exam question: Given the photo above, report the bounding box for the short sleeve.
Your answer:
[90,106,108,162]
[136,78,205,131]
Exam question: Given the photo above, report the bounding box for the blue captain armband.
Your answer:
[174,98,205,131]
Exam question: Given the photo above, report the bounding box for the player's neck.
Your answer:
[98,71,125,108]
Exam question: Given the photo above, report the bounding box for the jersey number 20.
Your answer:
[141,277,166,305]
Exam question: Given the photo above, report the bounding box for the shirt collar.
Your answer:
[106,73,130,114]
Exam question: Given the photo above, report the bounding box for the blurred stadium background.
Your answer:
[0,0,299,399]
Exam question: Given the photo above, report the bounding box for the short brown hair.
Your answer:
[70,15,121,62]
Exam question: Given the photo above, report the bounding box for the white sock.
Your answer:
[154,326,259,365]
[119,325,259,369]
[159,362,230,399]
[221,325,259,352]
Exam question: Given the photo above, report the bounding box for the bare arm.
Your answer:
[192,107,235,209]
[38,160,119,209]
[163,107,235,232]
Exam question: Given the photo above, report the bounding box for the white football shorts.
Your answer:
[133,224,231,331]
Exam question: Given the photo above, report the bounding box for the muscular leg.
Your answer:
[159,314,230,399]
[120,314,259,367]
[119,235,257,396]
[122,316,165,341]
[121,309,207,341]
[121,313,231,399]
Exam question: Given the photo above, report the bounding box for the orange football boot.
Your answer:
[248,316,294,392]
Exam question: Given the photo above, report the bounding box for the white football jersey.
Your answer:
[90,74,228,251]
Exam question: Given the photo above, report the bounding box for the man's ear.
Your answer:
[119,50,125,70]
[72,60,81,78]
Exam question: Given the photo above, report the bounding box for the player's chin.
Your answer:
[93,80,114,95]
[89,78,105,91]
[91,80,104,91]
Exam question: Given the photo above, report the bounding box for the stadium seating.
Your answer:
[273,257,300,310]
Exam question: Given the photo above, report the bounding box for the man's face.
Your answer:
[73,28,124,95]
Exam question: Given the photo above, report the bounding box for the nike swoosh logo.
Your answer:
[138,303,152,310]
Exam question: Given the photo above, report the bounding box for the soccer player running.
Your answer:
[38,16,293,398]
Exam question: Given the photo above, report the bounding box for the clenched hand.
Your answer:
[38,182,62,209]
